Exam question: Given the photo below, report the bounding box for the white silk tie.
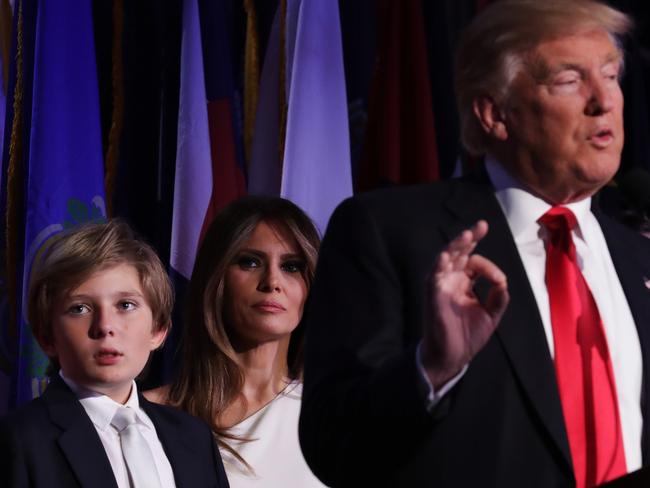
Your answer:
[111,407,163,488]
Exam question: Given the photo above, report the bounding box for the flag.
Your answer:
[247,7,282,196]
[159,0,213,383]
[280,0,352,233]
[1,0,106,406]
[356,0,440,192]
[171,0,247,292]
[249,0,352,234]
[161,0,247,383]
[198,0,246,227]
[170,0,212,284]
[0,0,13,415]
[0,0,12,187]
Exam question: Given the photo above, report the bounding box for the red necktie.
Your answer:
[539,207,626,488]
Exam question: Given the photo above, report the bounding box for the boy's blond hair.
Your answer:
[27,219,173,369]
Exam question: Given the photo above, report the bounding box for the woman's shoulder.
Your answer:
[279,379,302,400]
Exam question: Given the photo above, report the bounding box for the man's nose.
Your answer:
[585,77,616,116]
[89,307,115,338]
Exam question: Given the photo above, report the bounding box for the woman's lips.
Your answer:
[252,300,286,312]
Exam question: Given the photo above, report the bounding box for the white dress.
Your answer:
[220,381,327,487]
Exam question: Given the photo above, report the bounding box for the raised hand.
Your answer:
[421,220,509,389]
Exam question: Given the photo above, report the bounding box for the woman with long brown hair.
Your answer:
[146,196,325,487]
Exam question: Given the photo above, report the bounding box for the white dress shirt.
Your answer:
[486,156,642,471]
[60,372,177,488]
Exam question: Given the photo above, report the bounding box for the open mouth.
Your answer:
[96,349,122,358]
[589,129,613,148]
[95,349,123,364]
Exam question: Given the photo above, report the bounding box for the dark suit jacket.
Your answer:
[0,375,229,488]
[299,174,650,487]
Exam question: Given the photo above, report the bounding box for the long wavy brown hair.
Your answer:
[167,196,320,462]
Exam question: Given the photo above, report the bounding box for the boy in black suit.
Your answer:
[0,220,229,488]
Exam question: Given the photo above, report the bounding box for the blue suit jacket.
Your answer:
[0,375,229,487]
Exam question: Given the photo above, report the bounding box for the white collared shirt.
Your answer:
[486,156,643,471]
[60,372,177,488]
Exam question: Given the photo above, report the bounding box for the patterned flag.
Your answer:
[1,0,106,406]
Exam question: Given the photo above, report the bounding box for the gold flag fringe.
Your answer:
[278,0,287,169]
[6,0,24,340]
[243,0,259,167]
[104,0,124,218]
[0,0,11,93]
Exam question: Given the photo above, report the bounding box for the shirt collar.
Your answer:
[485,155,592,242]
[59,371,153,431]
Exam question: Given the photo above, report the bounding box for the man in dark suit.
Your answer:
[299,1,650,487]
[0,220,229,487]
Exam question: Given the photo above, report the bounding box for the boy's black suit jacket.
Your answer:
[0,375,229,487]
[299,174,650,487]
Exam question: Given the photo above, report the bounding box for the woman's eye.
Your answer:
[67,304,90,315]
[237,256,261,269]
[281,260,305,273]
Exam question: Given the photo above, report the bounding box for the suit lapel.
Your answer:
[44,376,118,488]
[443,179,573,473]
[140,396,203,488]
[597,213,650,462]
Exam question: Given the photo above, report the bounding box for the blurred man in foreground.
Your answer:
[300,1,650,486]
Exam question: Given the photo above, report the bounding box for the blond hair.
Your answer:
[28,219,173,370]
[455,0,632,155]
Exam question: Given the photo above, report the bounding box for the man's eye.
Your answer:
[237,256,261,269]
[118,301,137,311]
[281,260,305,273]
[67,304,90,315]
[555,77,578,86]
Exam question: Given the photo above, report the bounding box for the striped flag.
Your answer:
[198,0,246,227]
[162,0,247,381]
[1,0,106,406]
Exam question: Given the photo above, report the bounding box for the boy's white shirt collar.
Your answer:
[59,371,155,432]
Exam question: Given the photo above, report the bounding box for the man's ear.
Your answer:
[150,323,169,351]
[472,95,509,141]
[36,332,58,359]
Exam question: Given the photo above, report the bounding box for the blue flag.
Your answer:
[2,0,106,407]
